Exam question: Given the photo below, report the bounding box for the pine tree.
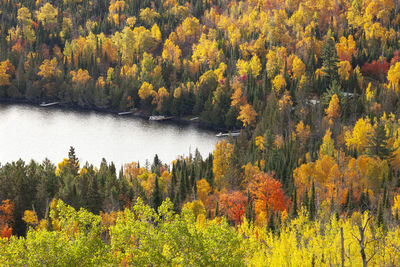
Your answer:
[290,188,298,218]
[376,200,384,228]
[302,188,309,208]
[267,211,275,232]
[346,186,354,216]
[309,182,316,221]
[215,201,220,217]
[179,172,187,202]
[68,146,79,176]
[168,165,177,199]
[366,122,395,160]
[151,177,162,212]
[359,190,370,213]
[245,190,255,223]
[321,30,339,82]
[87,176,102,214]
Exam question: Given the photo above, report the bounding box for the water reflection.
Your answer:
[0,104,219,169]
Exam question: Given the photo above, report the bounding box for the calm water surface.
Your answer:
[0,104,219,169]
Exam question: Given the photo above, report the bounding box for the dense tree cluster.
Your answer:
[2,0,400,264]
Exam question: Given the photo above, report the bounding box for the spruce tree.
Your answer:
[151,177,162,212]
[68,146,79,176]
[309,182,316,221]
[366,122,394,160]
[290,189,298,218]
[321,29,339,82]
[267,211,275,232]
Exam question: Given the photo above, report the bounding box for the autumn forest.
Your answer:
[1,0,400,265]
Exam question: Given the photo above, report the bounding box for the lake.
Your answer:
[0,104,219,169]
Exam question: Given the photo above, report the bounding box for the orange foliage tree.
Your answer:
[0,199,14,238]
[249,173,288,221]
[219,191,247,225]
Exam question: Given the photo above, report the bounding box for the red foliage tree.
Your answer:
[219,191,247,225]
[361,60,389,79]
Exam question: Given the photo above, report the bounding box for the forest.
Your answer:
[1,0,400,265]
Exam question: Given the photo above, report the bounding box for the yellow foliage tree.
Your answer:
[138,82,156,100]
[38,58,61,79]
[295,121,311,144]
[192,34,221,68]
[320,129,335,157]
[213,140,234,189]
[249,55,262,77]
[345,117,375,153]
[22,210,38,226]
[196,179,211,205]
[387,62,400,93]
[70,69,91,85]
[36,3,58,27]
[338,60,352,81]
[139,8,160,25]
[162,39,182,69]
[336,35,357,61]
[273,74,286,94]
[0,60,15,87]
[238,103,257,127]
[291,56,305,80]
[255,136,265,151]
[325,94,340,124]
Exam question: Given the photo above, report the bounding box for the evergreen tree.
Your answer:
[215,201,220,217]
[245,190,255,223]
[309,182,316,221]
[290,189,298,218]
[358,190,370,213]
[151,177,162,212]
[68,146,80,176]
[179,172,187,202]
[87,176,102,214]
[321,30,338,82]
[366,122,395,160]
[267,211,275,232]
[168,165,177,199]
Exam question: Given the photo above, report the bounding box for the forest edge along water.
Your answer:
[0,103,220,169]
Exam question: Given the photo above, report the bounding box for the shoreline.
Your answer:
[0,98,233,133]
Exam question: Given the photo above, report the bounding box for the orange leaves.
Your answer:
[219,191,247,225]
[336,35,356,62]
[70,69,91,85]
[295,121,311,144]
[249,173,287,220]
[0,199,14,238]
[38,57,61,79]
[22,210,38,226]
[337,60,352,81]
[0,60,15,86]
[325,94,340,124]
[231,87,245,108]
